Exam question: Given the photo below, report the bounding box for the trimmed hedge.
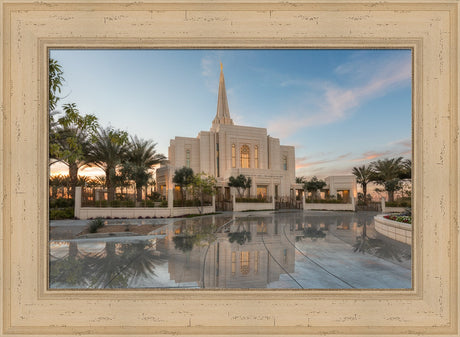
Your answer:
[49,207,74,220]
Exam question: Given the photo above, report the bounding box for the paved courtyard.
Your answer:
[49,211,411,289]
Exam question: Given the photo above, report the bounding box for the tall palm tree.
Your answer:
[86,127,129,202]
[123,137,166,202]
[371,157,404,202]
[352,165,374,204]
[50,103,99,199]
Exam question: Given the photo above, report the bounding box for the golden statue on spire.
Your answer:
[220,62,223,71]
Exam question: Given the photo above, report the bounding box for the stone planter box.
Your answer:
[374,214,412,245]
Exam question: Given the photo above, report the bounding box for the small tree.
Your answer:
[303,176,326,200]
[190,173,217,214]
[295,176,306,184]
[228,174,252,198]
[172,166,194,206]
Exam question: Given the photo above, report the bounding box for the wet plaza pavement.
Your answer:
[49,211,411,289]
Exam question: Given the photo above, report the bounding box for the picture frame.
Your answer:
[1,0,458,336]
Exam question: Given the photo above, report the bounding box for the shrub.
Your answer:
[160,200,168,208]
[88,218,105,233]
[120,200,135,207]
[142,200,156,207]
[235,197,269,203]
[110,200,121,207]
[49,207,74,220]
[95,200,109,207]
[49,198,74,208]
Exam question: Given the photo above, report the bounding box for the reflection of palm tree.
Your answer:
[352,217,404,262]
[120,241,166,280]
[87,241,167,288]
[49,255,87,287]
[85,242,129,288]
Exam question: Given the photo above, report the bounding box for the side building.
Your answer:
[156,65,296,200]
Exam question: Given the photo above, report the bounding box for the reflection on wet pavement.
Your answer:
[49,211,411,289]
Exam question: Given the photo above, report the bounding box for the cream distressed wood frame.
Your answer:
[1,0,459,336]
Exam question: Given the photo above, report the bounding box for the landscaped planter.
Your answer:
[374,214,412,245]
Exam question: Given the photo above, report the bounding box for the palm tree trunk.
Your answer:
[362,184,367,205]
[69,162,78,200]
[136,186,143,202]
[388,190,395,203]
[106,168,115,202]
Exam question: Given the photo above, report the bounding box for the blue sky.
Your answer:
[50,49,412,179]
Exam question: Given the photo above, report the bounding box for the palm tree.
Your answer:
[50,103,99,199]
[86,127,129,202]
[371,157,405,202]
[399,159,412,180]
[352,165,374,204]
[123,136,166,202]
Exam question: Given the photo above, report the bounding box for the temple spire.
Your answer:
[212,63,234,131]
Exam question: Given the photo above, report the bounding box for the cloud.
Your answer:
[387,138,411,149]
[352,150,392,162]
[295,152,352,170]
[266,53,411,138]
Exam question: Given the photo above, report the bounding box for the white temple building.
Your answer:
[156,64,295,200]
[156,65,357,203]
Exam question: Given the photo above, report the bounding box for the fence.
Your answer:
[74,187,215,220]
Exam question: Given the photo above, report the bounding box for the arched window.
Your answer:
[186,150,191,168]
[240,145,250,168]
[231,144,236,168]
[283,156,287,170]
[254,146,259,168]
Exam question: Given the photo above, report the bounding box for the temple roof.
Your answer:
[211,63,234,131]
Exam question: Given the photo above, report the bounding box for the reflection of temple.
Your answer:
[156,215,296,288]
[204,218,295,288]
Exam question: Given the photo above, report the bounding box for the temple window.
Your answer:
[240,251,250,275]
[283,156,288,170]
[240,145,250,168]
[254,145,259,168]
[232,144,236,168]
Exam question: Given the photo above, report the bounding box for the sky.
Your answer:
[50,49,412,181]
